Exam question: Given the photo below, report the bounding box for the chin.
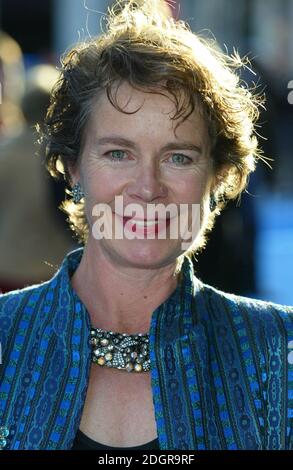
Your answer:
[113,240,181,269]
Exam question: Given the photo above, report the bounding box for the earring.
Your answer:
[72,182,84,204]
[209,193,217,212]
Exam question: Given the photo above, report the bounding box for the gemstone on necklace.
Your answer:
[97,357,106,366]
[134,363,143,372]
[126,362,134,372]
[105,352,113,361]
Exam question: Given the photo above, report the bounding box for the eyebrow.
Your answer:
[95,135,203,154]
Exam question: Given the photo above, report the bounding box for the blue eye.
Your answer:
[106,150,127,161]
[104,150,193,165]
[170,153,192,165]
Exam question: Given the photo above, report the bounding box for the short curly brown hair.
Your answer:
[39,0,265,257]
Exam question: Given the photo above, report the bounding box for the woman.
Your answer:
[0,0,292,451]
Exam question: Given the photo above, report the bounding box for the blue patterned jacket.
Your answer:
[0,247,292,450]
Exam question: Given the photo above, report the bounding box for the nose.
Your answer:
[125,160,168,202]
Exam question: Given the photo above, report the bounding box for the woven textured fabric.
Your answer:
[0,247,292,450]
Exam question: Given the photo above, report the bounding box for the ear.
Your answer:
[67,161,81,187]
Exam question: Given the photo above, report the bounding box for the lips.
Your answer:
[124,217,158,226]
[114,213,170,236]
[122,216,168,224]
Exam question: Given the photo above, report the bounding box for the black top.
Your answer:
[72,430,160,450]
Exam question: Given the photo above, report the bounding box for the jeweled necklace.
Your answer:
[89,328,150,372]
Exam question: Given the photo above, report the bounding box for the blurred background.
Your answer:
[0,0,292,303]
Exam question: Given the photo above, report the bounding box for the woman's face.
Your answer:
[71,81,213,269]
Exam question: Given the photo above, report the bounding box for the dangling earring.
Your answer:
[72,182,84,204]
[209,193,217,212]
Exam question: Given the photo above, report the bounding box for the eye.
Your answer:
[169,153,193,166]
[105,150,128,161]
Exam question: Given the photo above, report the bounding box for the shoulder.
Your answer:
[0,280,53,352]
[196,278,293,334]
[0,247,81,359]
[0,280,51,310]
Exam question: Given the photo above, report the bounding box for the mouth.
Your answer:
[114,213,171,235]
[123,216,168,224]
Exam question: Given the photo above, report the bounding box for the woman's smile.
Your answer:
[116,213,171,237]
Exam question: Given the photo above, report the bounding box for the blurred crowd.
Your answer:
[0,31,75,293]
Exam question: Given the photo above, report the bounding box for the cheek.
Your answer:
[83,166,127,201]
[173,174,209,202]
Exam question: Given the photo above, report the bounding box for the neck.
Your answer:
[70,241,179,334]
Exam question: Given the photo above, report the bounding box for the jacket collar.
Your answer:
[54,247,202,450]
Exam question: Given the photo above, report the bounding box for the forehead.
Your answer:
[86,81,209,143]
